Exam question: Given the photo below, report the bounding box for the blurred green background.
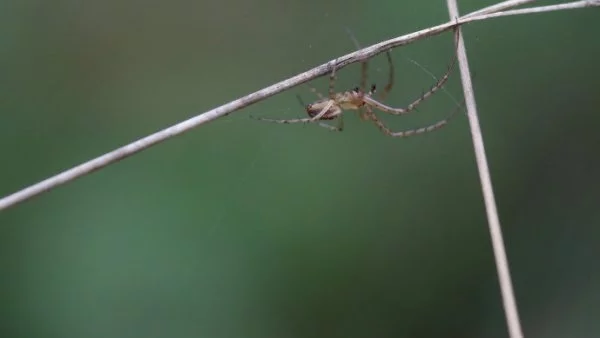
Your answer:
[1,0,599,337]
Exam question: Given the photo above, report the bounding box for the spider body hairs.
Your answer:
[251,28,463,137]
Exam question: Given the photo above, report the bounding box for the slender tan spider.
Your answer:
[252,29,462,137]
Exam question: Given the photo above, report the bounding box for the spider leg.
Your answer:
[346,32,370,122]
[335,114,344,131]
[250,116,318,124]
[328,59,338,98]
[379,50,394,100]
[296,94,307,107]
[251,109,343,131]
[305,58,338,101]
[365,101,463,138]
[347,33,392,101]
[358,107,369,121]
[357,53,368,121]
[253,116,341,132]
[364,29,460,116]
[344,27,368,93]
[308,86,325,100]
[316,121,343,132]
[315,114,344,132]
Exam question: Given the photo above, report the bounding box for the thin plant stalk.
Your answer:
[447,0,524,337]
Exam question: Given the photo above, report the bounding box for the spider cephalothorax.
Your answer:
[252,28,463,137]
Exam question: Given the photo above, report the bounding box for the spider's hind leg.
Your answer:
[317,121,343,132]
[366,97,463,138]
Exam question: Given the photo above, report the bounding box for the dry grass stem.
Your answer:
[465,0,537,17]
[447,0,524,337]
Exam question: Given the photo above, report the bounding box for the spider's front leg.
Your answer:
[362,58,455,117]
[364,29,460,116]
[379,50,395,100]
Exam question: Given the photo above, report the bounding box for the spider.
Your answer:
[251,28,462,137]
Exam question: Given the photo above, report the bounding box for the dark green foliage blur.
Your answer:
[1,0,599,337]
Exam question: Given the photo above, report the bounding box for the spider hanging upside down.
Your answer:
[251,28,463,137]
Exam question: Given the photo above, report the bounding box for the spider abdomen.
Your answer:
[306,100,341,120]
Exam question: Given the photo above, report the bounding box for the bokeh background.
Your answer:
[1,0,599,337]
